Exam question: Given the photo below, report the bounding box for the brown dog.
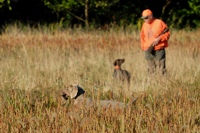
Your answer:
[61,84,137,109]
[113,59,131,88]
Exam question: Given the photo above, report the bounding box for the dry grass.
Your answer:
[0,25,200,132]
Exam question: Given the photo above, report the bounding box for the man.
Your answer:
[140,9,170,75]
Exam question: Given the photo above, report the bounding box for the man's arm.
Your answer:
[145,27,169,52]
[140,25,146,50]
[158,21,170,42]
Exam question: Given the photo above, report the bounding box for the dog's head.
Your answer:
[61,84,85,100]
[113,59,125,67]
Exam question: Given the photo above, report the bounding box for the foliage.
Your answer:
[162,0,200,29]
[0,0,200,29]
[183,0,200,27]
[0,0,11,10]
[43,0,82,23]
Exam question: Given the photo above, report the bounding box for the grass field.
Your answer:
[0,25,200,132]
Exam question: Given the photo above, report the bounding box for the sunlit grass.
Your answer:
[0,25,199,132]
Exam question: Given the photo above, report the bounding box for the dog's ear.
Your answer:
[113,60,117,66]
[121,59,125,63]
[69,84,79,98]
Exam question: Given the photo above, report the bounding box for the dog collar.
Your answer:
[73,87,85,99]
[114,66,120,69]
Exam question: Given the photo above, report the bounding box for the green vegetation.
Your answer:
[0,0,200,29]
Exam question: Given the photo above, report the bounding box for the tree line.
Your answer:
[0,0,200,29]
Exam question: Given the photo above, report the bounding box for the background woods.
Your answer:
[0,0,199,29]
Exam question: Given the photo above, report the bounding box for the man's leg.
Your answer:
[147,60,156,74]
[155,49,166,75]
[145,51,156,74]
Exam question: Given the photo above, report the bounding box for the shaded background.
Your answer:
[0,0,199,29]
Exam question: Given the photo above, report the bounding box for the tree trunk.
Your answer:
[85,0,89,28]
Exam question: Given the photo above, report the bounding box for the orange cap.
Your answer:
[141,9,152,19]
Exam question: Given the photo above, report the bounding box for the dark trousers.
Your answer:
[145,49,166,75]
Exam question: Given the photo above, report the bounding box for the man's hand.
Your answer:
[152,37,161,46]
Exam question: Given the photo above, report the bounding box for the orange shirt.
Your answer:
[140,18,170,51]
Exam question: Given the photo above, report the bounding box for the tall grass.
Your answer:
[0,25,199,132]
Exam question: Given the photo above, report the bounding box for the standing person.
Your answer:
[140,9,170,75]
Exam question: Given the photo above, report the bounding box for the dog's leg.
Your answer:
[110,90,113,99]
